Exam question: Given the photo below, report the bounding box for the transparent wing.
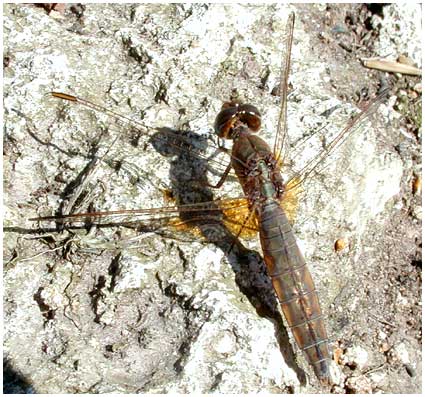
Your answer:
[283,88,391,194]
[49,92,231,176]
[33,92,262,245]
[31,196,258,238]
[273,12,295,165]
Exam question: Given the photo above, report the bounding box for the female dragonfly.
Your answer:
[31,12,388,386]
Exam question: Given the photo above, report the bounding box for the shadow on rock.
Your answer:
[151,126,306,385]
[3,358,35,394]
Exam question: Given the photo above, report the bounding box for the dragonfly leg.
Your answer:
[205,160,233,189]
[204,140,233,189]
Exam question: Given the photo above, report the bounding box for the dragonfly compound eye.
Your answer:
[214,105,240,139]
[214,103,262,139]
[238,104,261,132]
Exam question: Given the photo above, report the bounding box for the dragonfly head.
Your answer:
[214,101,261,139]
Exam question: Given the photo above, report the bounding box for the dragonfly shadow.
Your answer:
[4,358,35,393]
[151,127,306,385]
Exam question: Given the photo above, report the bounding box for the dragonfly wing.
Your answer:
[283,88,391,196]
[49,93,231,178]
[31,195,257,241]
[273,12,295,166]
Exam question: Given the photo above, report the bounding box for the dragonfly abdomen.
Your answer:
[258,200,332,384]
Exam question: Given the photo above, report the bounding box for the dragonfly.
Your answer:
[30,12,389,386]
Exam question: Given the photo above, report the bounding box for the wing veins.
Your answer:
[30,195,250,222]
[273,12,295,164]
[50,92,231,175]
[285,88,390,192]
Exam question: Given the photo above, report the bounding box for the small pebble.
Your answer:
[334,238,348,252]
[379,342,390,353]
[345,375,373,393]
[397,55,416,67]
[405,363,415,377]
[413,83,422,94]
[343,346,369,370]
[413,175,421,195]
[333,347,344,364]
[393,342,410,364]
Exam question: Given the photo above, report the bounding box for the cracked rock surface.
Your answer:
[4,3,421,393]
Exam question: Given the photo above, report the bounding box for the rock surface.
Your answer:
[4,3,421,393]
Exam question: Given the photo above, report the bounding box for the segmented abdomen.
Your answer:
[258,199,332,383]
